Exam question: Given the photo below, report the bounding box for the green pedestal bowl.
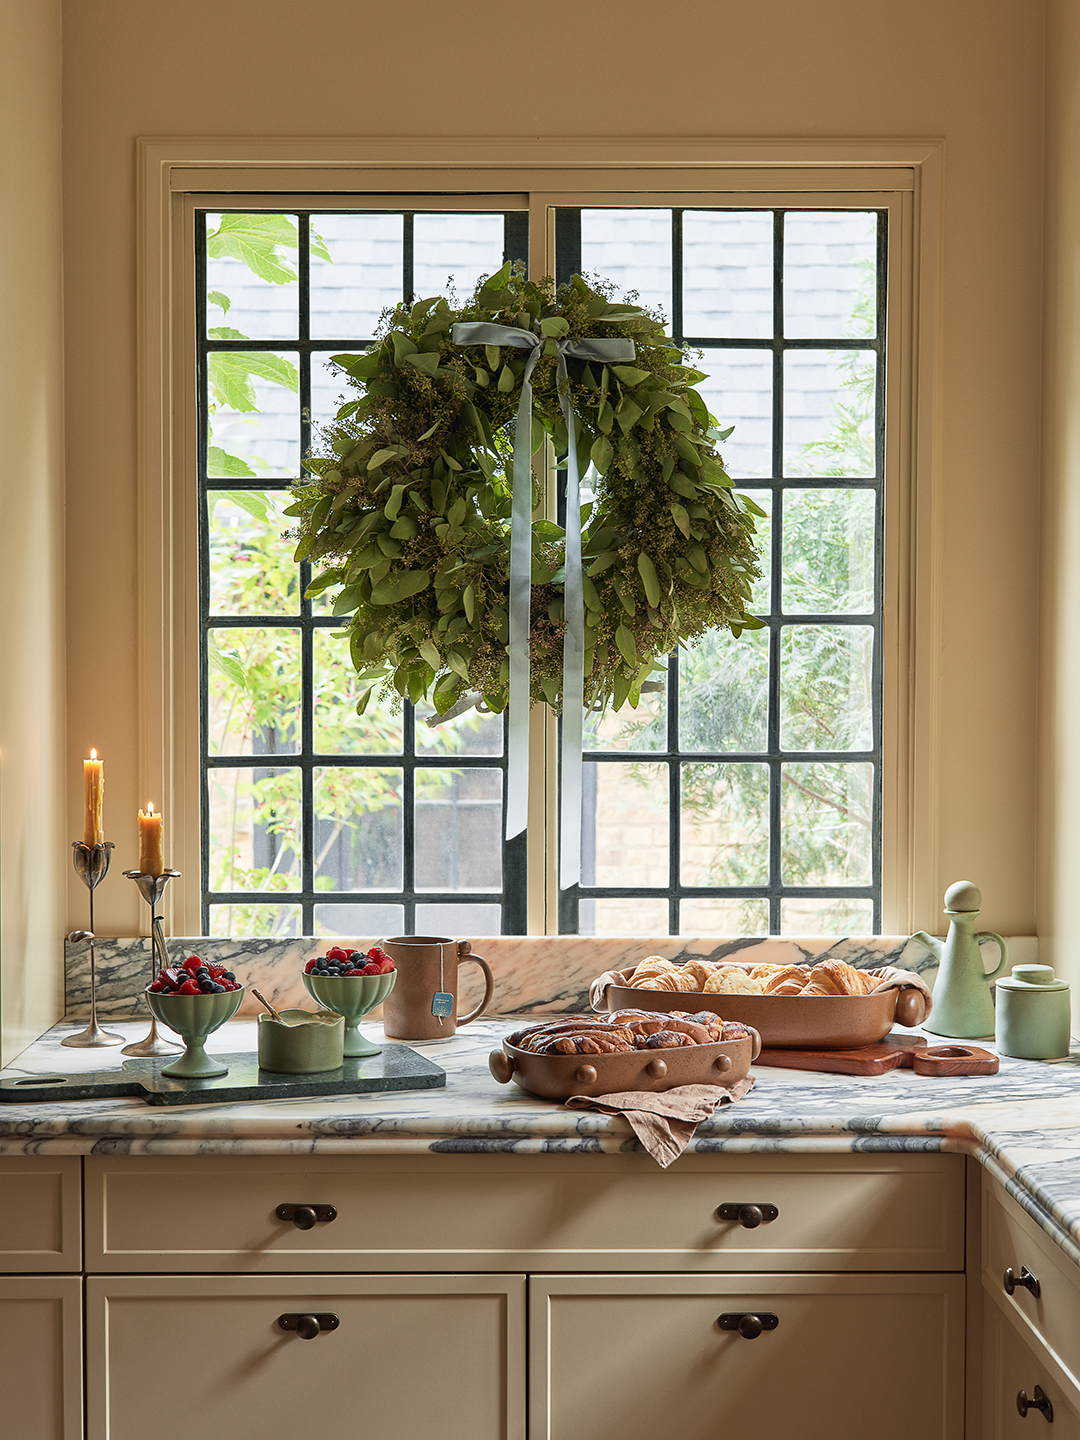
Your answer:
[301,970,397,1056]
[144,986,245,1078]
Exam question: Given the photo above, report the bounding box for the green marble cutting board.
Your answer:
[0,1045,445,1105]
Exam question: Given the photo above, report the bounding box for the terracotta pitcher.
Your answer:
[380,936,494,1041]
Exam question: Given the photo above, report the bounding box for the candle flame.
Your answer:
[146,802,155,815]
[89,748,97,761]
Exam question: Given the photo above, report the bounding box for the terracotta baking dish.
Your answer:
[489,1029,760,1100]
[602,984,926,1050]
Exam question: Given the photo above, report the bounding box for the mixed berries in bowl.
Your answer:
[304,945,395,979]
[302,946,397,1057]
[149,955,241,995]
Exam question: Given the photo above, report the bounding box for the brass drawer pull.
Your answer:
[278,1313,340,1340]
[276,1204,337,1230]
[718,1312,779,1339]
[1004,1265,1041,1299]
[715,1203,778,1228]
[1017,1386,1053,1421]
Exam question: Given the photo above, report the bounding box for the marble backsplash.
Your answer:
[64,932,1037,1022]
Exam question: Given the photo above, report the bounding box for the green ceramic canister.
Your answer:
[257,1009,345,1074]
[995,965,1072,1060]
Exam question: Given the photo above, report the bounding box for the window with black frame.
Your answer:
[196,202,885,939]
[197,208,529,939]
[554,207,885,937]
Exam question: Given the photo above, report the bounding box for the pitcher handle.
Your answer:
[456,941,494,1025]
[975,932,1009,985]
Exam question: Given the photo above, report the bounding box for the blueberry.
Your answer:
[223,971,236,981]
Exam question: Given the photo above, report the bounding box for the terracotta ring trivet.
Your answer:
[911,1044,999,1076]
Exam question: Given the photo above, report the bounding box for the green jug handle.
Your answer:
[975,932,1008,985]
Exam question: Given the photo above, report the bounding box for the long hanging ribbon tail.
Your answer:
[452,323,540,842]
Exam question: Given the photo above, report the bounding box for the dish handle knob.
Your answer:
[894,986,928,1028]
[574,1064,598,1085]
[646,1058,667,1079]
[489,1050,515,1084]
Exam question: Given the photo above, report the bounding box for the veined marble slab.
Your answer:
[64,932,1037,1021]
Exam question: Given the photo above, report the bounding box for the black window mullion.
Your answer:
[196,209,212,936]
[403,213,414,301]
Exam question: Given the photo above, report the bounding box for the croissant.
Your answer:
[703,966,763,996]
[630,956,674,982]
[800,983,832,997]
[763,965,811,995]
[680,959,715,990]
[806,959,874,996]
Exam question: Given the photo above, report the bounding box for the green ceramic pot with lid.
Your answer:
[995,964,1072,1060]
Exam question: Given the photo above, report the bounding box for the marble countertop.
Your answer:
[4,1014,1080,1268]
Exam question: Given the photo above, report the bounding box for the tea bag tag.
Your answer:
[431,992,454,1018]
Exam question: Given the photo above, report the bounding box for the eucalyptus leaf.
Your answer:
[370,569,432,606]
[637,552,661,607]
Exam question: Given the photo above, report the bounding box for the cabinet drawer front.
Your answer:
[0,1157,81,1271]
[85,1152,964,1273]
[983,1174,1080,1391]
[0,1277,83,1440]
[86,1274,525,1440]
[531,1272,966,1440]
[983,1292,1080,1439]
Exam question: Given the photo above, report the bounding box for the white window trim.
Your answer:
[137,136,944,936]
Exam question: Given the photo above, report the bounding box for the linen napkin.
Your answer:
[564,1077,755,1169]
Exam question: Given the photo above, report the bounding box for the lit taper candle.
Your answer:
[138,802,164,877]
[83,749,104,846]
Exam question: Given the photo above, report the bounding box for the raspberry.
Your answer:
[376,957,395,973]
[367,946,392,965]
[182,956,202,975]
[178,978,200,995]
[148,979,164,992]
[304,959,317,974]
[360,961,380,976]
[343,967,364,976]
[326,946,349,962]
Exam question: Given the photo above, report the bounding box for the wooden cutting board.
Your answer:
[755,1034,929,1076]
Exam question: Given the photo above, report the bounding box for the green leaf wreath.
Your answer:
[286,263,764,717]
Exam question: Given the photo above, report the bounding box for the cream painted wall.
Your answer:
[0,0,67,1063]
[61,0,1045,938]
[1040,0,1080,1016]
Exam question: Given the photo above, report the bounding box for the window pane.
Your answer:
[205,212,299,341]
[207,491,298,616]
[697,350,773,478]
[414,903,501,936]
[313,767,403,891]
[585,762,668,887]
[783,350,876,477]
[680,897,770,936]
[207,627,301,756]
[415,703,503,757]
[415,768,502,891]
[584,685,666,753]
[414,212,505,298]
[580,209,672,325]
[779,625,873,752]
[314,903,405,938]
[208,903,301,938]
[681,763,769,886]
[780,897,875,934]
[208,766,302,892]
[310,212,403,340]
[578,897,670,937]
[783,211,877,340]
[208,351,300,479]
[683,211,773,339]
[782,489,875,614]
[311,349,366,437]
[781,762,873,885]
[313,631,404,755]
[679,628,768,754]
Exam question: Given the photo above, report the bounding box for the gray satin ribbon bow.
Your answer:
[452,322,635,886]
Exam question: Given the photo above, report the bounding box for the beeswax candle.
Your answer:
[138,803,164,877]
[83,750,104,846]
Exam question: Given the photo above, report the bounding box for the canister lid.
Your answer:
[997,964,1069,991]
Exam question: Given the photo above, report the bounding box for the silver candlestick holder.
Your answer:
[121,868,183,1057]
[64,842,125,1048]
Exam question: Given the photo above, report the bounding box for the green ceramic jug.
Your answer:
[911,882,1008,1039]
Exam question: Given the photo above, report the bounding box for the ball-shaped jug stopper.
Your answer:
[944,880,981,913]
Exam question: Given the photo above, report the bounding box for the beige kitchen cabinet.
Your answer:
[982,1293,1080,1438]
[83,1150,964,1273]
[0,1156,82,1271]
[531,1272,966,1440]
[0,1276,84,1440]
[85,1273,526,1440]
